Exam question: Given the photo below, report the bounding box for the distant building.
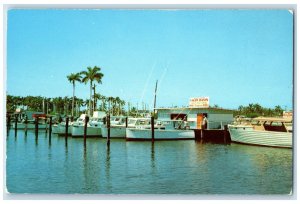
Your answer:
[155,107,234,130]
[283,111,293,119]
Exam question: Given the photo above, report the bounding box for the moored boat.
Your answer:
[11,113,48,129]
[101,117,150,138]
[126,119,194,141]
[228,117,292,148]
[72,111,106,137]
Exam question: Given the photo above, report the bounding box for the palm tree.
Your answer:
[67,72,82,117]
[119,99,126,115]
[274,105,283,116]
[93,93,101,111]
[115,97,121,115]
[76,98,84,116]
[99,95,106,111]
[107,96,114,115]
[81,66,104,116]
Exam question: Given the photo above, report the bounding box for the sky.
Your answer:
[6,9,293,110]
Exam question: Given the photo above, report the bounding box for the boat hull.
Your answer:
[101,126,126,138]
[228,125,292,148]
[51,125,59,134]
[11,123,47,129]
[72,125,102,137]
[126,128,195,141]
[57,124,72,136]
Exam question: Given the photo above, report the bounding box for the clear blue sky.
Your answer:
[6,9,293,110]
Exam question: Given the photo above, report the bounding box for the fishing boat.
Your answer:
[11,113,48,129]
[228,117,292,148]
[52,124,59,134]
[72,111,106,137]
[55,114,87,135]
[126,119,195,141]
[101,117,150,138]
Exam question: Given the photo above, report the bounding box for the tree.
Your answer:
[99,95,106,111]
[274,105,283,116]
[93,93,101,111]
[81,66,104,116]
[67,72,82,117]
[115,96,121,115]
[107,96,114,115]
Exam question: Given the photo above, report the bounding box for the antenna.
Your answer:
[153,80,158,114]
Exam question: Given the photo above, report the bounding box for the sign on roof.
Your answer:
[189,97,209,108]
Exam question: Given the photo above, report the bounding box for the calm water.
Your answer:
[6,129,293,195]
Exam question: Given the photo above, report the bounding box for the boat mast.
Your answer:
[153,80,158,115]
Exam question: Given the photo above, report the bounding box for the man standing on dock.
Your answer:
[202,114,208,129]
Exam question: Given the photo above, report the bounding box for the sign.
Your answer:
[189,97,209,108]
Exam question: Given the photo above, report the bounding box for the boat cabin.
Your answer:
[156,119,188,130]
[251,117,293,133]
[127,118,151,127]
[110,116,127,125]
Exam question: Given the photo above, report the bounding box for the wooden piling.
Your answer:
[7,114,11,129]
[49,116,52,142]
[223,125,231,144]
[84,115,89,145]
[107,114,110,145]
[14,114,18,133]
[24,116,28,133]
[125,117,128,128]
[65,117,69,138]
[151,116,154,142]
[35,116,39,136]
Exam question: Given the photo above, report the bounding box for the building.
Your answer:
[155,107,234,130]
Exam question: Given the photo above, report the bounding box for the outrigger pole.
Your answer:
[153,80,158,114]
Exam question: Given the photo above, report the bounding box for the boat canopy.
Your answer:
[32,113,47,118]
[253,117,292,123]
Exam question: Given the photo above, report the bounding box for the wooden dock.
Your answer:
[194,126,231,144]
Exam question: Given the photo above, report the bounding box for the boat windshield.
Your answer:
[128,119,137,125]
[136,119,150,125]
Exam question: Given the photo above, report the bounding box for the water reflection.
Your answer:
[48,134,51,146]
[35,135,38,146]
[65,137,68,148]
[151,142,155,168]
[106,143,111,176]
[6,128,10,138]
[24,131,27,144]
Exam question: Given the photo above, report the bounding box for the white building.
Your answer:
[155,107,234,130]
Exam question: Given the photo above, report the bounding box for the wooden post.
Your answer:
[224,125,228,144]
[14,114,18,132]
[24,116,28,133]
[35,116,39,136]
[49,116,52,142]
[107,114,110,145]
[65,117,69,138]
[84,115,89,145]
[125,117,128,128]
[7,114,11,129]
[151,116,154,142]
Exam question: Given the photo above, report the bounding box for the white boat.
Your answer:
[52,114,86,135]
[57,121,73,136]
[52,124,59,134]
[101,117,150,138]
[228,117,292,148]
[11,113,48,130]
[126,119,194,141]
[72,111,106,137]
